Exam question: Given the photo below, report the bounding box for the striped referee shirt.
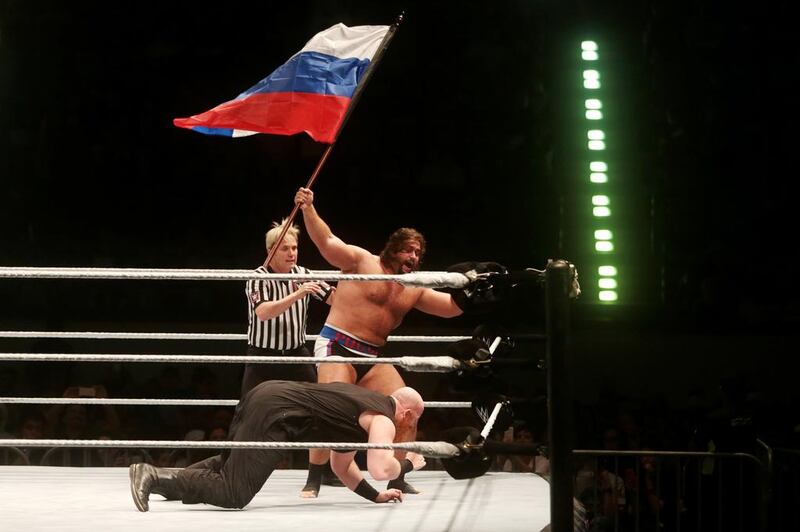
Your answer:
[246,265,312,350]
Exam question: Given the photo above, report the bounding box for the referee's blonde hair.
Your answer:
[265,219,301,250]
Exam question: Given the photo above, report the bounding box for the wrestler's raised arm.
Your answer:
[295,187,369,271]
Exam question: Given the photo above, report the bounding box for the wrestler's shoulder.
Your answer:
[351,254,384,273]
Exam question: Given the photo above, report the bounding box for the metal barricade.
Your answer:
[572,449,768,532]
[0,446,31,465]
[771,446,800,532]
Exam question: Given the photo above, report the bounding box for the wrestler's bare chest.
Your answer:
[362,281,418,311]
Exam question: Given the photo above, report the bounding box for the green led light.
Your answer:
[599,290,618,302]
[598,265,617,276]
[583,71,601,89]
[598,278,618,289]
[588,140,605,150]
[580,41,616,303]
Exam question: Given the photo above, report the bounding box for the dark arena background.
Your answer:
[1,1,798,531]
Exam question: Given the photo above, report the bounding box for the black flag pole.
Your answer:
[265,13,405,268]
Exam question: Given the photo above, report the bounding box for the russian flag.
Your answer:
[173,23,390,144]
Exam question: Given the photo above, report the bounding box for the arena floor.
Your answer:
[1,466,550,531]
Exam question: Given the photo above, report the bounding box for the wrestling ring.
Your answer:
[0,263,579,531]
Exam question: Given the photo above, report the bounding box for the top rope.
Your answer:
[0,267,473,288]
[0,331,470,342]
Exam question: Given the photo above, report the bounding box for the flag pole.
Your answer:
[264,13,405,268]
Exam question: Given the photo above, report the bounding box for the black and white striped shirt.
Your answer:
[245,265,312,350]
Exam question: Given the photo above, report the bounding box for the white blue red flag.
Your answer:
[173,23,390,143]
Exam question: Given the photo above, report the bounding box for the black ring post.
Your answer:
[545,260,575,531]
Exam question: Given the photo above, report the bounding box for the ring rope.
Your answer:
[0,353,462,372]
[0,397,471,408]
[0,267,472,289]
[0,331,470,342]
[0,438,461,459]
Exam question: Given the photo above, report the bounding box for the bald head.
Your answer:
[391,386,424,420]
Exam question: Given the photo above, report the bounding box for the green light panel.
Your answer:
[581,40,618,302]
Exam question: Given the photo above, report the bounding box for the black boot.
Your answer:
[321,461,344,487]
[150,467,183,500]
[300,462,325,498]
[129,463,181,511]
[387,473,420,494]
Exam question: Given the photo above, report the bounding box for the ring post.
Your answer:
[545,260,575,531]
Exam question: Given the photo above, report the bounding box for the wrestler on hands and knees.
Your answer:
[129,381,427,511]
[294,187,476,496]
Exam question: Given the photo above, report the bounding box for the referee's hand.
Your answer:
[292,281,325,299]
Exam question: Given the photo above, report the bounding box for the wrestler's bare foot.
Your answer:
[299,487,319,499]
[300,476,321,498]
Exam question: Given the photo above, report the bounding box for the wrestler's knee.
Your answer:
[225,485,257,509]
[229,495,254,509]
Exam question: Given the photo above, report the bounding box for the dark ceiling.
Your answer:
[0,1,797,330]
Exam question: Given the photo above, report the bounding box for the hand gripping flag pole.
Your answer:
[264,14,404,268]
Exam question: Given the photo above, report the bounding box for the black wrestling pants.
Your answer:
[176,417,311,509]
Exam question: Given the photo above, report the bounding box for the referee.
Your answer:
[243,219,334,397]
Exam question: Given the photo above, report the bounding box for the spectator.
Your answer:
[41,385,120,466]
[498,423,549,474]
[6,410,46,465]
